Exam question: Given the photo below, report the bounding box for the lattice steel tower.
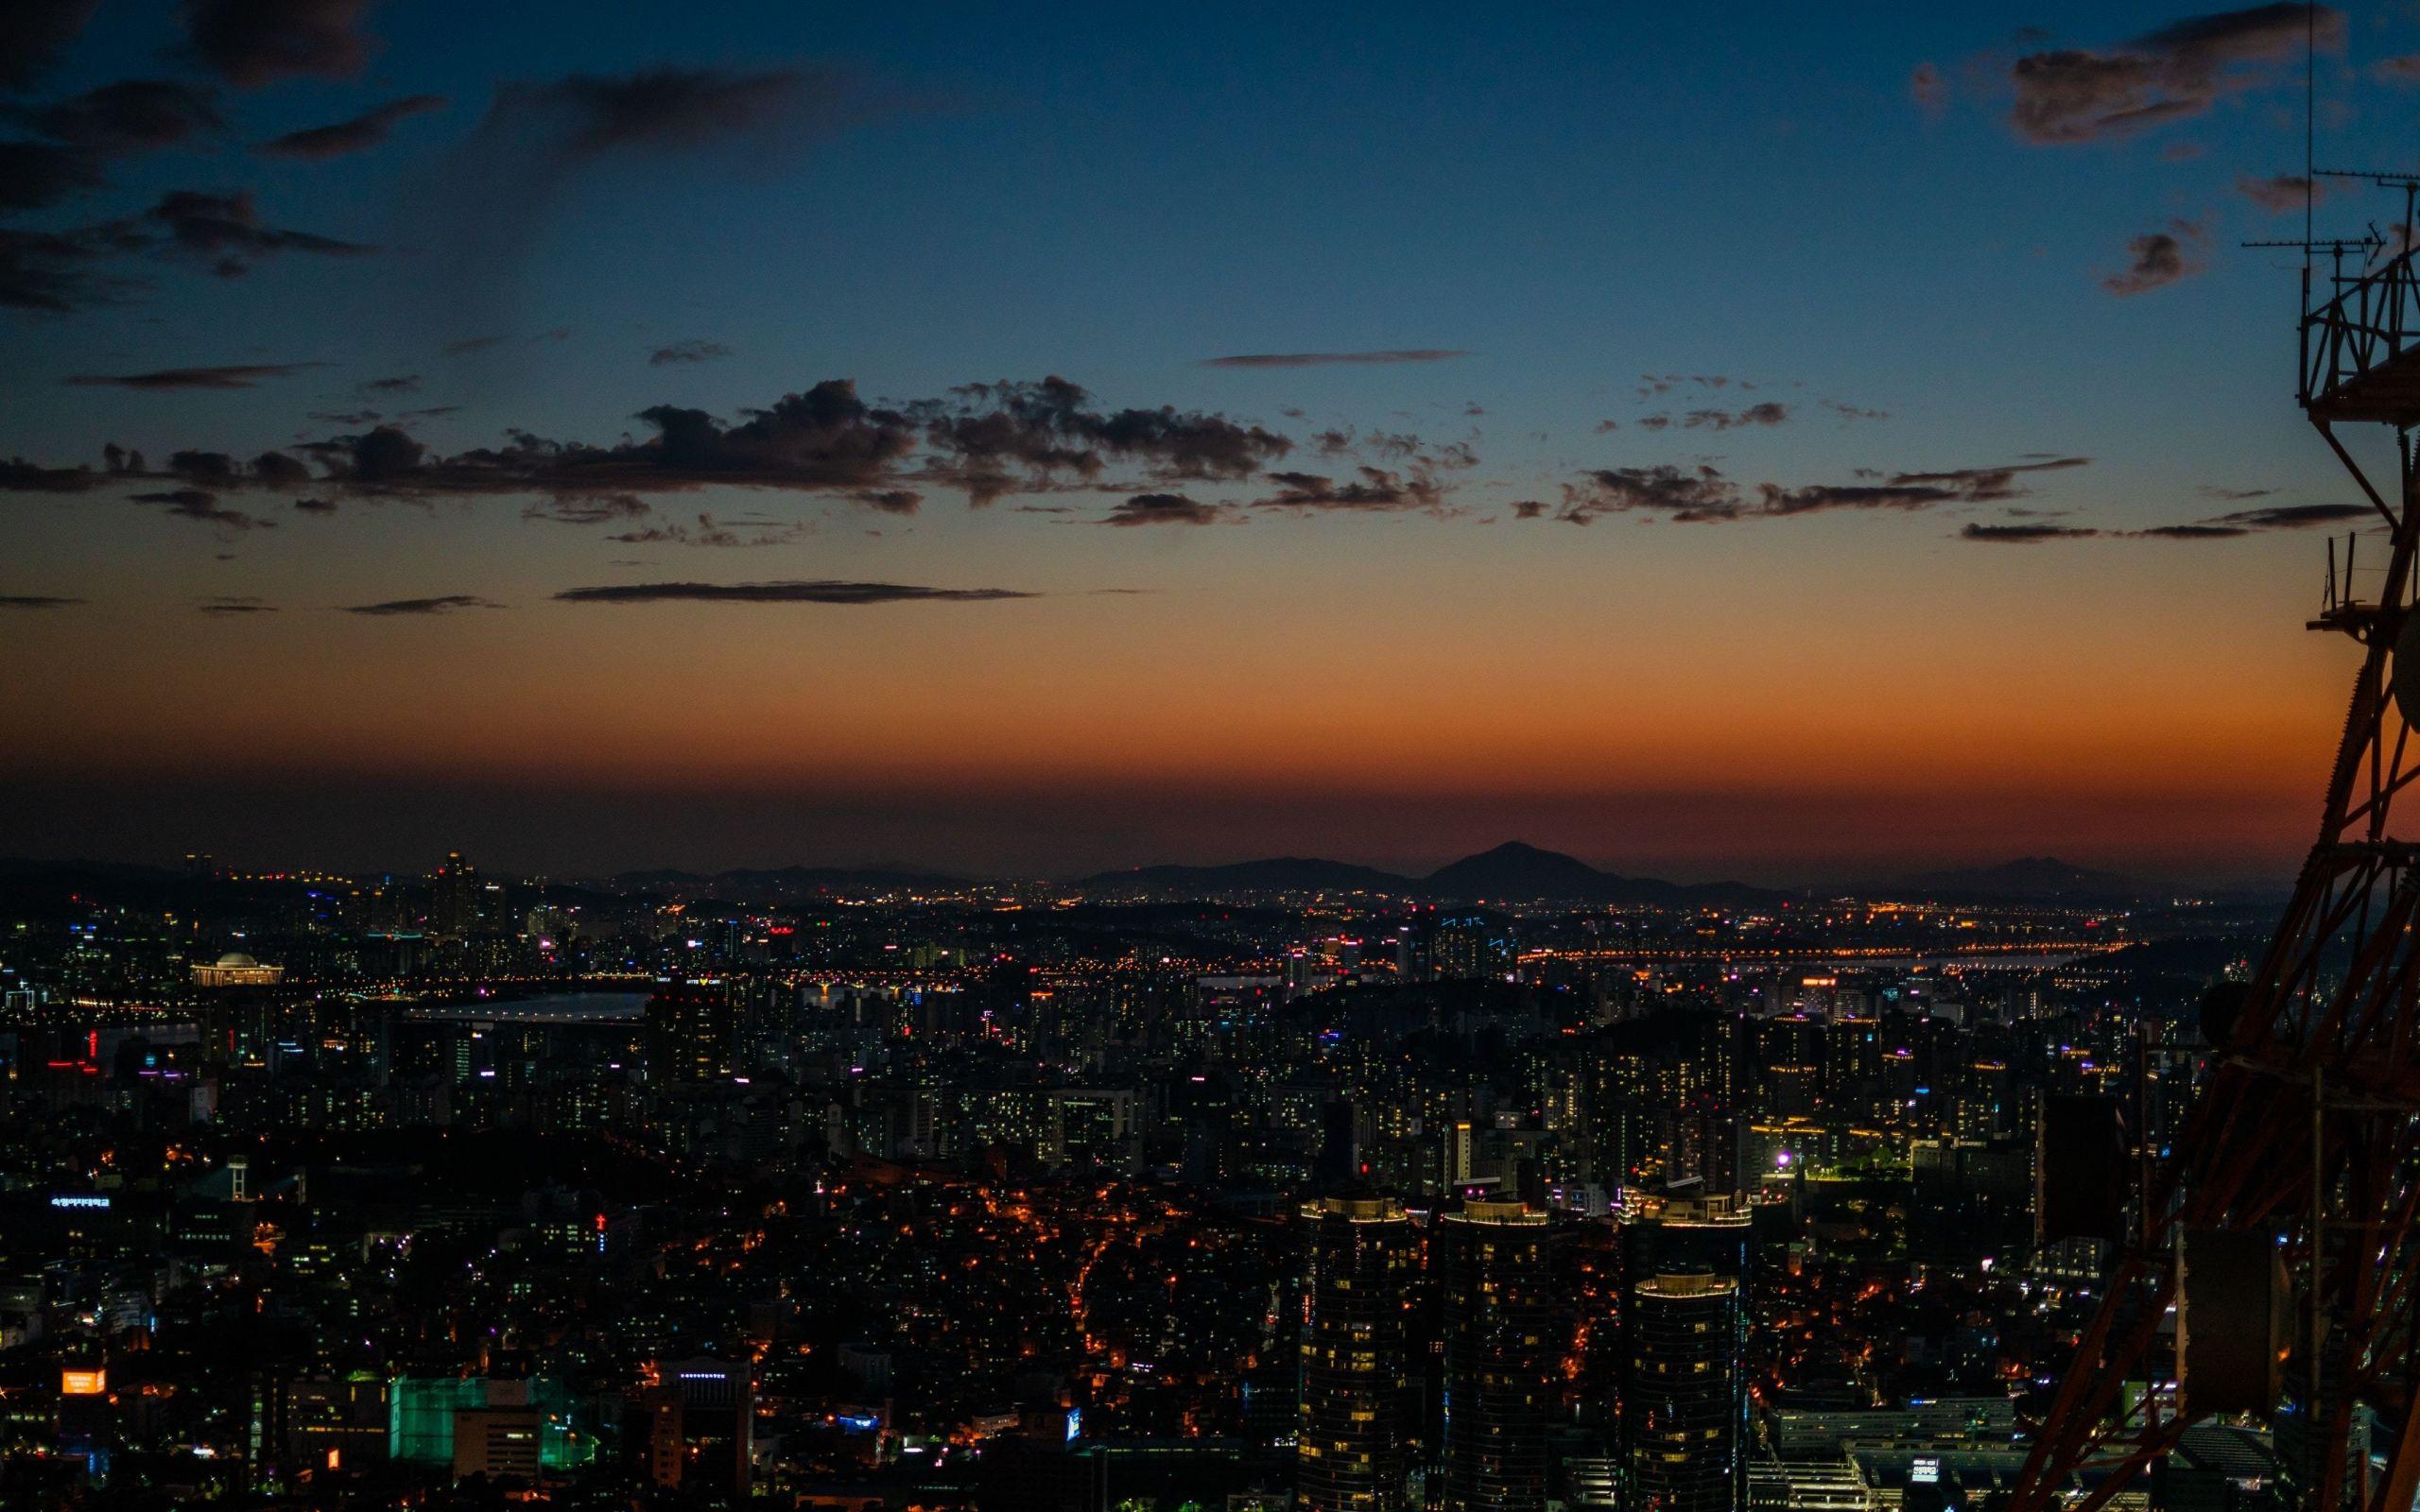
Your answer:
[2010,196,2420,1512]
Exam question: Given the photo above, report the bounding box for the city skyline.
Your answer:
[7,3,2420,879]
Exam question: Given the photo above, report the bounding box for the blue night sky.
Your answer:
[3,1,2416,881]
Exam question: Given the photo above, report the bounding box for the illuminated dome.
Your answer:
[192,951,281,986]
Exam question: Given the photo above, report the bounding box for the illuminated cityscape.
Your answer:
[0,847,2285,1506]
[10,1,2420,1510]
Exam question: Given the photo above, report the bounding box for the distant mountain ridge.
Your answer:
[1077,856,1410,894]
[608,864,965,899]
[1893,856,2140,902]
[1080,840,1777,905]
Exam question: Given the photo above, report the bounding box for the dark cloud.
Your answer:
[66,361,319,389]
[1252,466,1443,513]
[0,138,103,211]
[198,594,273,614]
[481,67,863,161]
[292,496,336,513]
[1547,456,2091,525]
[1960,499,2360,543]
[2212,502,2366,529]
[1102,492,1228,526]
[1883,456,2091,499]
[648,338,731,366]
[522,493,650,525]
[1757,482,1978,516]
[601,511,804,548]
[924,377,1291,501]
[1200,349,1469,369]
[1821,399,1891,421]
[253,450,310,486]
[2198,484,2275,499]
[183,0,379,89]
[2009,4,2343,146]
[255,93,444,160]
[2236,173,2326,215]
[1962,523,2103,541]
[559,383,913,491]
[343,593,500,616]
[0,0,98,93]
[146,188,374,276]
[1,456,96,490]
[358,372,419,394]
[309,409,379,423]
[0,593,82,609]
[441,334,505,355]
[2377,55,2420,83]
[4,374,1321,513]
[0,212,150,315]
[164,449,242,486]
[128,487,272,530]
[439,61,887,302]
[1557,465,1742,524]
[553,579,1037,606]
[1683,402,1789,431]
[2103,222,2205,296]
[28,79,223,155]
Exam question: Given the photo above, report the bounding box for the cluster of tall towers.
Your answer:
[1296,1194,1749,1512]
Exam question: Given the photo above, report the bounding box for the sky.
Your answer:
[1,0,2415,884]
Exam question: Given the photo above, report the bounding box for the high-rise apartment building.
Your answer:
[646,980,735,1084]
[1621,1194,1751,1512]
[1439,1199,1553,1512]
[1297,1195,1420,1512]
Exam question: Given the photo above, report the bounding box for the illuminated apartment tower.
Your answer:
[1620,1194,1751,1512]
[1439,1200,1553,1512]
[646,980,735,1083]
[1297,1195,1420,1512]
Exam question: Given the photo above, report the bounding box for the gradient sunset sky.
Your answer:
[3,1,2415,882]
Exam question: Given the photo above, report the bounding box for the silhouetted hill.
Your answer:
[1425,841,1611,900]
[1893,856,2139,902]
[1423,840,1775,905]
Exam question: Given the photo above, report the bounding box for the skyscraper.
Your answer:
[1298,1195,1419,1512]
[1620,1194,1751,1512]
[646,979,735,1084]
[1439,1199,1553,1512]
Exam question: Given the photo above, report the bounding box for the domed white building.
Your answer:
[191,951,284,987]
